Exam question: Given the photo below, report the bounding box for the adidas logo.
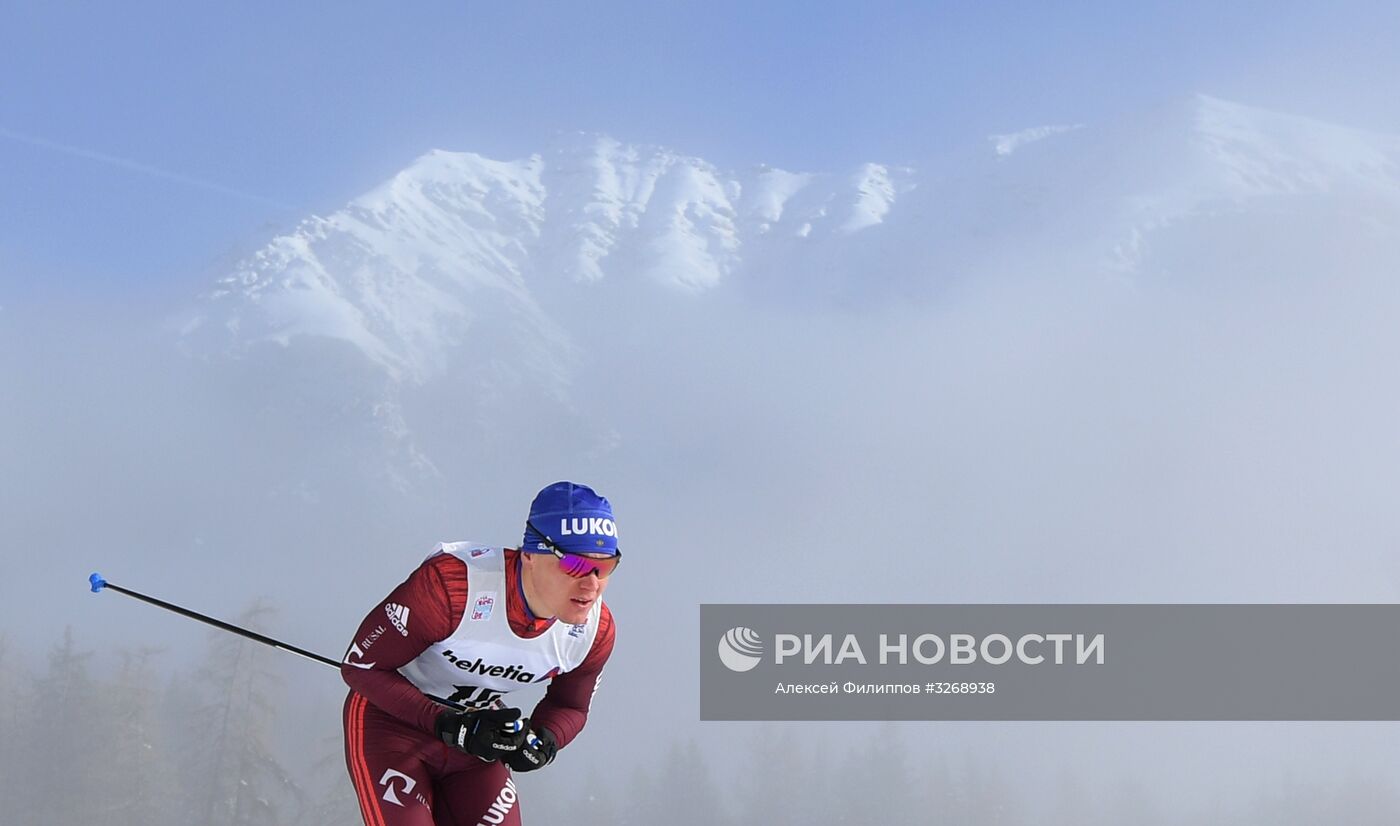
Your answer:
[385,603,411,637]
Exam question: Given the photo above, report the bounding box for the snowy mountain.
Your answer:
[179,96,1400,488]
[963,95,1400,277]
[191,134,913,385]
[1190,94,1400,198]
[190,97,1400,384]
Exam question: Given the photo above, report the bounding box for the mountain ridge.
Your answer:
[188,96,1400,387]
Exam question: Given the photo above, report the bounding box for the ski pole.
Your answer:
[90,572,342,668]
[88,572,470,711]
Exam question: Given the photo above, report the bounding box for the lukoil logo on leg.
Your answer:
[718,626,763,672]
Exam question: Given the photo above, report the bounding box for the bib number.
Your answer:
[447,684,505,709]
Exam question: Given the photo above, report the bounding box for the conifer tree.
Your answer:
[629,738,729,826]
[0,634,24,815]
[98,646,178,826]
[178,600,301,826]
[23,627,104,826]
[301,730,361,826]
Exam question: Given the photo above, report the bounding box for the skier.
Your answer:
[341,481,620,826]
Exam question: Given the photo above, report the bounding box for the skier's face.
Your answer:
[521,551,612,624]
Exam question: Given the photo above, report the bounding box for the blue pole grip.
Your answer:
[89,573,108,593]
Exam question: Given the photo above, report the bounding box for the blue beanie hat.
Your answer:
[522,481,619,556]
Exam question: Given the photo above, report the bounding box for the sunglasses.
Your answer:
[526,522,622,579]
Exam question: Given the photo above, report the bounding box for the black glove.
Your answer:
[434,706,527,762]
[504,725,557,773]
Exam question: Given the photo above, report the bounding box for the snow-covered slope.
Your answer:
[180,97,1400,493]
[194,97,1400,387]
[194,134,914,384]
[989,124,1085,156]
[946,94,1400,281]
[1192,95,1400,198]
[1107,95,1400,268]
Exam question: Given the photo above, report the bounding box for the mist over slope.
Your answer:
[171,95,1400,509]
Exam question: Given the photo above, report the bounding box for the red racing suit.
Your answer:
[341,547,615,826]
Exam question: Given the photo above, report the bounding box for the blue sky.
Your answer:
[3,1,1399,299]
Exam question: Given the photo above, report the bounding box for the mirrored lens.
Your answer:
[557,552,621,578]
